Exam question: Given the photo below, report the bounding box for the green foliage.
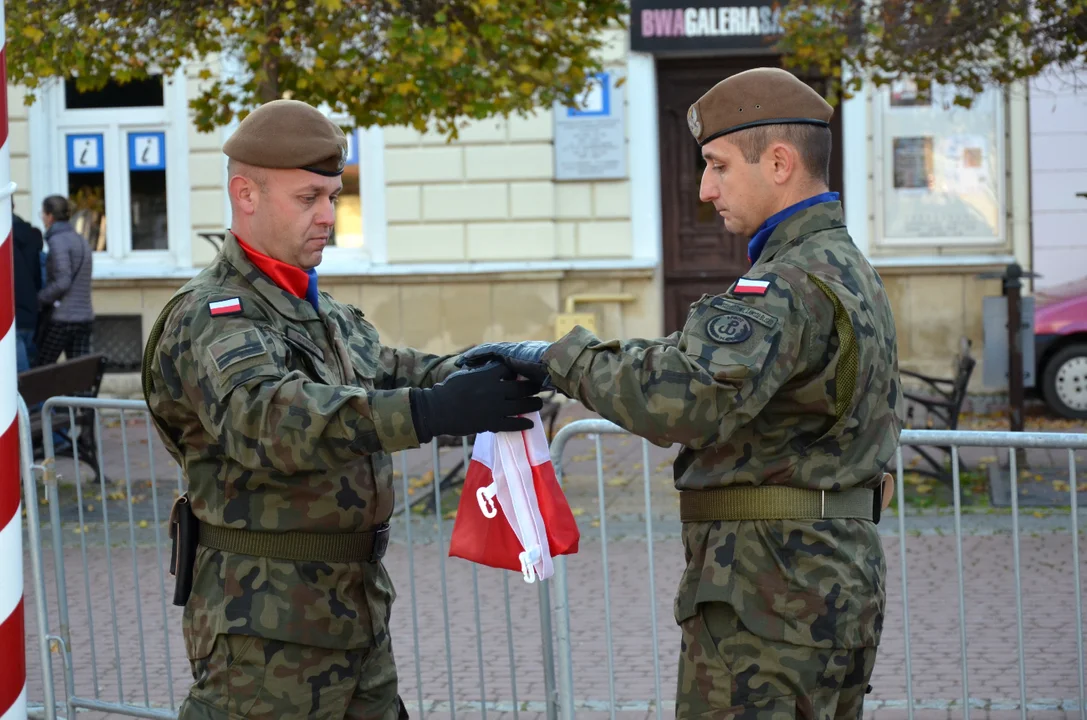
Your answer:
[776,0,1087,106]
[6,0,627,137]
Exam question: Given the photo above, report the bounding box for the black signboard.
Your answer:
[630,0,784,54]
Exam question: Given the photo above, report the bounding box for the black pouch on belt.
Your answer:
[168,494,199,607]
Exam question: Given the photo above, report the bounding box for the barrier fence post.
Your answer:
[0,2,27,713]
[18,398,56,720]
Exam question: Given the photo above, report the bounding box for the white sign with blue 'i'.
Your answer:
[129,132,166,171]
[67,134,105,174]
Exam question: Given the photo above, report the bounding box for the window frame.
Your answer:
[30,69,193,278]
[317,114,386,270]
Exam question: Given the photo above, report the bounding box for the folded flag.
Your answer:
[448,411,580,582]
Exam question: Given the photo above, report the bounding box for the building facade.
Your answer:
[8,3,1046,396]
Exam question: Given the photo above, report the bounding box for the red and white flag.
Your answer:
[449,412,579,582]
[733,277,771,296]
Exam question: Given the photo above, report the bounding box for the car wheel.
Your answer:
[1041,342,1087,420]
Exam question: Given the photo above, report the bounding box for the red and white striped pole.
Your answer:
[0,0,28,716]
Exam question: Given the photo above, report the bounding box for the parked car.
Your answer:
[1034,276,1087,419]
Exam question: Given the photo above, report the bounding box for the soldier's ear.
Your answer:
[228,175,258,215]
[767,142,798,186]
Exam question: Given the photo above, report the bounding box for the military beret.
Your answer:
[223,99,348,176]
[687,67,833,146]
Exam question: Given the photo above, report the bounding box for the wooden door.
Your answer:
[658,56,844,334]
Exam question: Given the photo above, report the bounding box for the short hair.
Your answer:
[226,158,268,193]
[729,123,832,185]
[42,195,71,221]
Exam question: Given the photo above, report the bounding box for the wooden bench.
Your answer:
[900,337,976,483]
[18,353,108,479]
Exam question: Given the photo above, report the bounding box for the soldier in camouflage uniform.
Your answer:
[141,99,543,720]
[461,68,902,718]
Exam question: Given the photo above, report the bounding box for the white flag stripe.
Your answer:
[471,431,495,470]
[209,298,241,310]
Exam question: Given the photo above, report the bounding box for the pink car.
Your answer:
[1034,276,1087,419]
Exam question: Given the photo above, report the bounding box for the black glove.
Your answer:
[409,360,544,444]
[456,341,554,389]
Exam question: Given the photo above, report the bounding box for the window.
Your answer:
[317,117,380,268]
[873,80,1005,247]
[65,76,164,110]
[34,70,190,274]
[330,128,364,249]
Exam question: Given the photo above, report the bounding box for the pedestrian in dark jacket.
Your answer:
[35,195,94,366]
[12,198,44,371]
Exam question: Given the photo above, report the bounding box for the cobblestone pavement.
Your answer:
[18,403,1087,720]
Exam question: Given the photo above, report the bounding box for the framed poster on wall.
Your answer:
[874,83,1005,246]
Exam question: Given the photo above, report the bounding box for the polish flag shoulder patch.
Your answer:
[208,297,244,317]
[732,277,771,296]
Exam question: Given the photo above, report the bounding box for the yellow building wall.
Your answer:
[882,267,1005,391]
[8,85,33,218]
[380,27,631,264]
[184,58,228,269]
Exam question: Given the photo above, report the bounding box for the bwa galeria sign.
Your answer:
[631,0,785,52]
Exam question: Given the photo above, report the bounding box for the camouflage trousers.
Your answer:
[178,631,409,720]
[677,602,876,719]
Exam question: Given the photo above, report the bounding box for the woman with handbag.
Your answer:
[34,194,95,367]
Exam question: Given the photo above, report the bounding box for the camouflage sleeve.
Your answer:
[543,270,824,449]
[158,294,421,474]
[374,346,462,390]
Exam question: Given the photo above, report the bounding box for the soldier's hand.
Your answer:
[409,361,544,443]
[457,341,554,389]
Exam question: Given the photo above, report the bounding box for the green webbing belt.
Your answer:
[198,523,386,563]
[679,486,874,522]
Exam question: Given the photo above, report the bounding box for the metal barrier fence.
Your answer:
[18,396,1087,720]
[545,419,1087,720]
[20,396,560,720]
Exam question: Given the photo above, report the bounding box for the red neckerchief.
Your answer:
[234,233,309,300]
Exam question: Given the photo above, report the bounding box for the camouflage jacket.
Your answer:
[544,201,902,649]
[143,232,460,659]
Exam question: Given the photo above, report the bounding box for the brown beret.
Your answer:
[687,67,833,146]
[223,99,348,176]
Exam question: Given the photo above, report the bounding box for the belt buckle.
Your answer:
[369,523,390,563]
